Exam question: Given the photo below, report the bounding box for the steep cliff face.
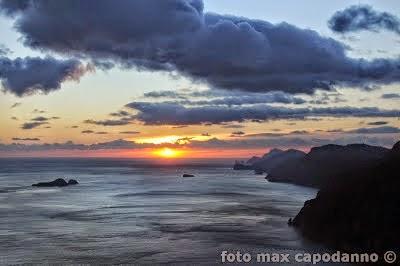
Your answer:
[233,148,306,173]
[267,144,389,188]
[291,141,400,252]
[252,149,306,173]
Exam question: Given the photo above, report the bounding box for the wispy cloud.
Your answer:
[20,116,59,130]
[230,131,246,137]
[119,131,140,134]
[347,126,400,134]
[367,121,388,126]
[12,137,40,141]
[21,121,48,130]
[84,119,131,126]
[10,102,21,108]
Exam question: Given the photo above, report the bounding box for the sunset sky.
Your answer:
[0,0,399,158]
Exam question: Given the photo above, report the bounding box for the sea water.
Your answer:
[0,158,322,265]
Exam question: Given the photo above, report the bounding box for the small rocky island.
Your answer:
[32,178,79,187]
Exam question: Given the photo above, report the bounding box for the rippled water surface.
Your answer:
[0,158,319,264]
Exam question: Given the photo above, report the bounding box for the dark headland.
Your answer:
[236,141,400,253]
[236,144,389,188]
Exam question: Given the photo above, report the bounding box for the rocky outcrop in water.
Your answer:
[233,161,253,170]
[68,179,79,185]
[32,178,79,187]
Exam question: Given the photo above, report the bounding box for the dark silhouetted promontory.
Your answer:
[237,143,389,188]
[233,148,306,174]
[291,141,400,252]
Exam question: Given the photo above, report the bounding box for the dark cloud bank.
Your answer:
[0,54,91,96]
[2,0,400,95]
[329,5,400,35]
[144,90,307,105]
[125,102,400,125]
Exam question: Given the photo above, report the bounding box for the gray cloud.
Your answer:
[126,101,400,125]
[192,92,305,106]
[326,128,344,133]
[307,92,346,105]
[244,130,311,138]
[119,131,140,134]
[381,93,400,99]
[109,110,131,117]
[348,126,400,134]
[30,116,59,122]
[84,119,131,126]
[31,116,49,122]
[143,90,187,99]
[2,0,400,94]
[230,131,245,137]
[0,55,92,96]
[10,102,21,108]
[367,121,388,126]
[144,90,307,105]
[12,137,40,141]
[0,139,153,152]
[81,130,108,134]
[0,44,11,56]
[175,137,193,145]
[329,5,400,35]
[20,115,61,129]
[21,121,48,129]
[221,124,245,129]
[32,109,46,114]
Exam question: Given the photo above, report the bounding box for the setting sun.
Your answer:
[154,147,182,158]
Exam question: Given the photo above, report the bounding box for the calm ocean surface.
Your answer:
[0,158,322,265]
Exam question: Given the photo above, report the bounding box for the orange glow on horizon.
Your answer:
[153,147,183,158]
[0,147,312,159]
